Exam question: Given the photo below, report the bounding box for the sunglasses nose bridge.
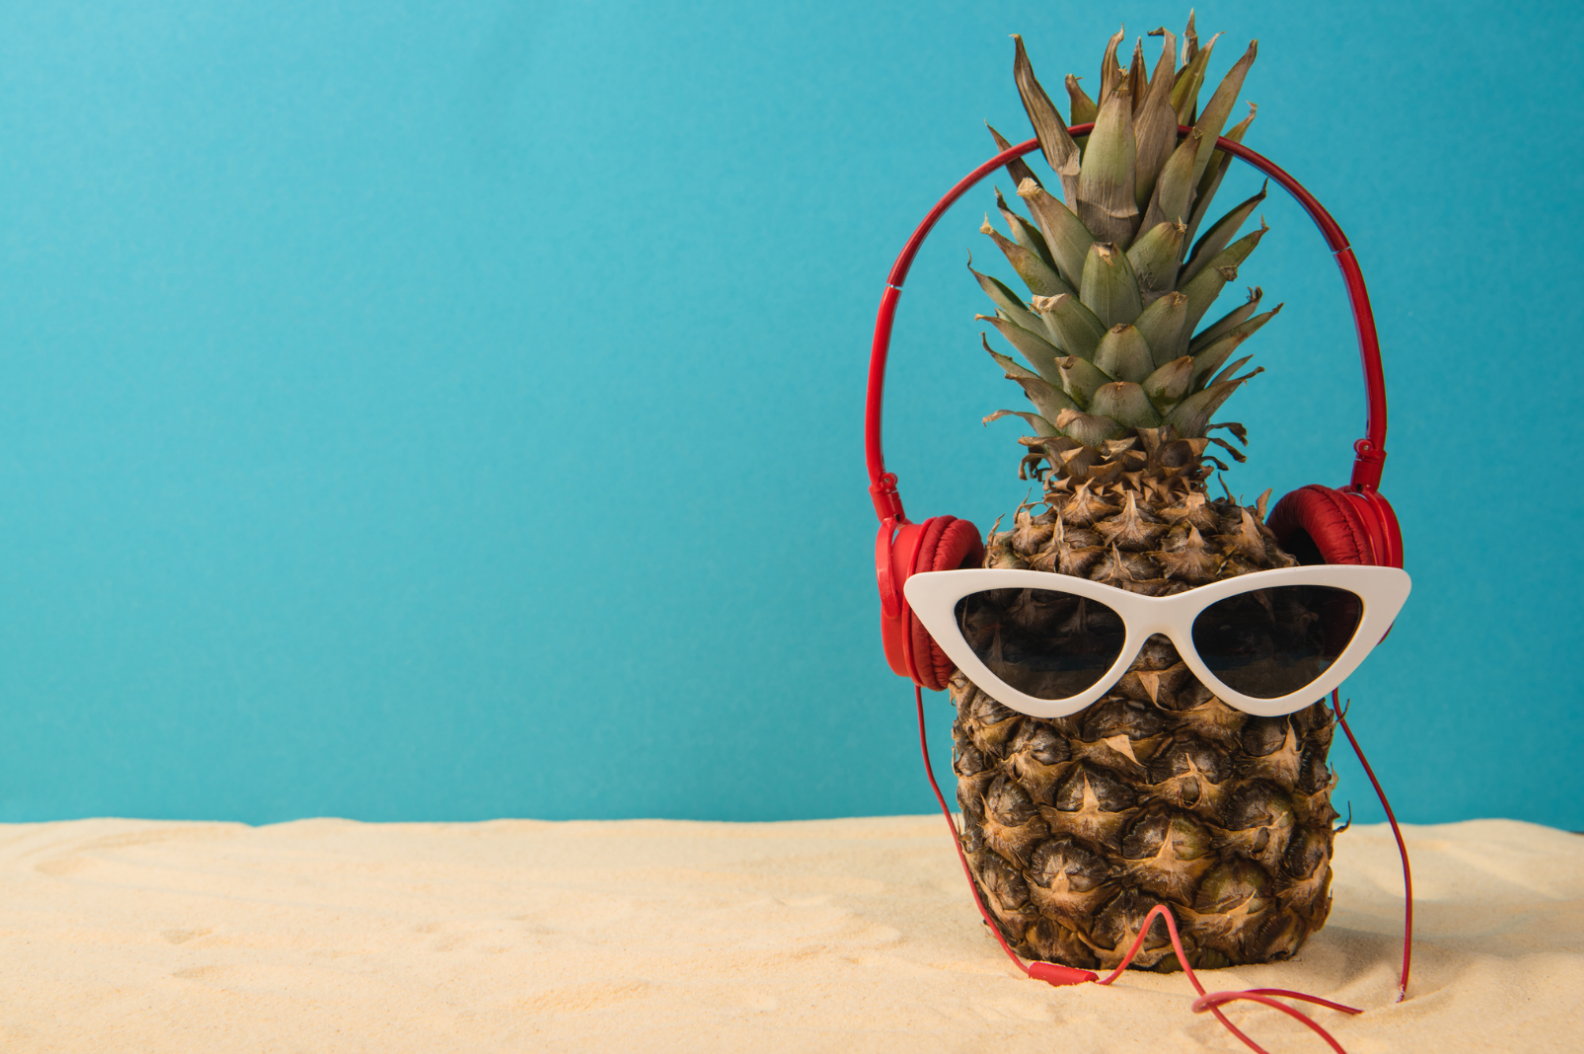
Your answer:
[1133,609,1184,646]
[1117,608,1199,676]
[1098,614,1180,695]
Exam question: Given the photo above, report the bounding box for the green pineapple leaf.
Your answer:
[994,187,1057,270]
[1017,179,1093,287]
[978,314,1065,382]
[984,408,1060,437]
[1185,103,1257,249]
[1031,293,1106,361]
[980,216,1072,297]
[1013,35,1081,205]
[1190,306,1281,385]
[1170,32,1218,124]
[1080,242,1143,327]
[1077,85,1140,247]
[1055,407,1127,447]
[1141,130,1201,231]
[1127,38,1147,107]
[1143,355,1196,410]
[1209,353,1255,389]
[1188,40,1258,189]
[969,260,1044,334]
[1065,74,1097,124]
[1180,222,1268,331]
[981,335,1042,382]
[1091,380,1163,427]
[987,123,1043,193]
[1163,366,1264,437]
[1092,324,1154,384]
[1190,287,1266,353]
[1011,373,1081,422]
[1133,30,1180,207]
[1127,220,1186,303]
[1182,181,1267,286]
[1146,27,1178,81]
[1098,26,1126,104]
[1057,353,1112,404]
[1134,289,1191,366]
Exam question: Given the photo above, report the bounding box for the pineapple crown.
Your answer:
[977,15,1279,471]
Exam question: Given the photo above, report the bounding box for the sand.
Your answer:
[0,815,1578,1052]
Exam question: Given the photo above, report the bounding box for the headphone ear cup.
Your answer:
[906,516,984,690]
[878,520,926,679]
[1340,486,1404,569]
[1269,484,1406,568]
[1268,485,1375,566]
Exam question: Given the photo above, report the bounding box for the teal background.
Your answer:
[0,1,1576,827]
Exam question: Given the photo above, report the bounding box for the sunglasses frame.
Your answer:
[904,564,1412,718]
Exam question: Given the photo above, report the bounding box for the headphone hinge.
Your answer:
[869,472,906,522]
[1349,439,1387,491]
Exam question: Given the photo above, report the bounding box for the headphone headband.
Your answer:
[865,126,1389,526]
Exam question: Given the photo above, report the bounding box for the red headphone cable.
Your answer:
[1332,688,1413,1002]
[915,684,1413,1052]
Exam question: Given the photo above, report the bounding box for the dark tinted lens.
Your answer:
[955,588,1126,699]
[1191,585,1363,699]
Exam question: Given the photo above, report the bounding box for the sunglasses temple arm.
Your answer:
[1333,688,1414,1002]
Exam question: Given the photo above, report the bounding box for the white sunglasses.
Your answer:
[904,565,1411,718]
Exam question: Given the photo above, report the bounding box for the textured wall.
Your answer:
[0,0,1573,826]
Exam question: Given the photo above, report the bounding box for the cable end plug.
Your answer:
[1028,962,1098,987]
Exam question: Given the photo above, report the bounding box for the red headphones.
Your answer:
[868,128,1404,691]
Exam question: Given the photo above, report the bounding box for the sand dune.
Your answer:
[0,815,1578,1052]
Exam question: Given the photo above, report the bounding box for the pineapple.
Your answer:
[956,17,1339,971]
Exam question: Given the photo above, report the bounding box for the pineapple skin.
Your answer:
[951,485,1339,971]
